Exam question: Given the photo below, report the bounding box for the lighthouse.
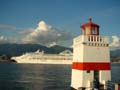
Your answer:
[71,19,111,90]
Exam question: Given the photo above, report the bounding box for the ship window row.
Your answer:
[83,42,109,47]
[31,55,70,57]
[28,58,72,60]
[29,56,72,58]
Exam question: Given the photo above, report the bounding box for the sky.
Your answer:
[0,0,120,47]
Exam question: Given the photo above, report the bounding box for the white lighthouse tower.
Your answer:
[71,19,111,90]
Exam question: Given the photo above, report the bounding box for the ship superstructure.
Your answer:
[12,50,72,64]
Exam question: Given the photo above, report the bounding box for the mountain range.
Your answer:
[0,44,72,58]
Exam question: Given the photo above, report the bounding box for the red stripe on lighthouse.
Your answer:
[72,62,110,70]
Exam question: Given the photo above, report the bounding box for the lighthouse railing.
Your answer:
[74,35,109,46]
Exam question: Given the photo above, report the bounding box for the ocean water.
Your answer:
[0,62,120,90]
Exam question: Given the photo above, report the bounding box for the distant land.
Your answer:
[0,43,120,63]
[110,48,120,63]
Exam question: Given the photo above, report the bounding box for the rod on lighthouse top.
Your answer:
[88,18,92,22]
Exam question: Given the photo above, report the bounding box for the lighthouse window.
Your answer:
[97,43,99,46]
[98,43,100,46]
[92,43,94,46]
[89,43,90,46]
[106,44,109,47]
[100,38,102,42]
[82,42,87,45]
[87,70,90,73]
[95,43,97,46]
[104,44,106,46]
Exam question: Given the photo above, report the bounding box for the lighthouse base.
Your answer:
[71,86,104,90]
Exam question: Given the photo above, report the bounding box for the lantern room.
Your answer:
[81,18,99,35]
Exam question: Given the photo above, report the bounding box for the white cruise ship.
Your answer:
[11,50,72,64]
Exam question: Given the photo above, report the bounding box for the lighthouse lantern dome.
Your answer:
[81,18,99,35]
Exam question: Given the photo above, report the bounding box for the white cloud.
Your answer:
[110,36,120,47]
[18,28,34,35]
[37,21,51,31]
[48,42,57,47]
[22,21,73,46]
[0,21,73,46]
[0,36,17,44]
[0,24,16,31]
[0,24,34,35]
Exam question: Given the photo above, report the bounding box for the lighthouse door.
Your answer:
[94,70,99,81]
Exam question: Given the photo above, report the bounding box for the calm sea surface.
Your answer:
[0,62,120,90]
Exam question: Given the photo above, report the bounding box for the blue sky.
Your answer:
[0,0,120,46]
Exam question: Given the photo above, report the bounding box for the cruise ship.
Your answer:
[11,50,72,64]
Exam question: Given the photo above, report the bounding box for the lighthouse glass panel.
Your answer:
[82,29,85,35]
[86,27,90,34]
[92,29,97,35]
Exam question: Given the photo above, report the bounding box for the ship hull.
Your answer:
[14,59,72,64]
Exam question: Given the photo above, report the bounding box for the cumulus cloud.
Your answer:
[22,21,73,46]
[0,21,73,46]
[0,36,17,44]
[110,36,120,47]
